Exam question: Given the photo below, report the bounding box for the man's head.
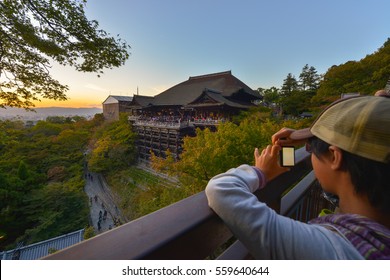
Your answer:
[291,96,390,164]
[290,96,390,213]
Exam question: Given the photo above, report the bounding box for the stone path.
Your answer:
[83,171,125,234]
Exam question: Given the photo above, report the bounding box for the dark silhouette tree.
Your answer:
[299,64,321,93]
[281,73,298,97]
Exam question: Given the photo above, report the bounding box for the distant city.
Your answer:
[0,107,103,121]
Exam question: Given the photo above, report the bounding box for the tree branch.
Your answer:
[26,0,76,45]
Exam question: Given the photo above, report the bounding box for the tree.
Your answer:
[17,160,29,180]
[281,73,298,96]
[150,111,311,195]
[18,181,89,244]
[261,87,281,105]
[88,114,136,173]
[279,65,321,116]
[316,38,390,100]
[280,90,309,116]
[0,118,94,250]
[298,64,321,92]
[0,0,130,108]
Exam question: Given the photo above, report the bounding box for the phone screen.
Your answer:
[281,147,295,167]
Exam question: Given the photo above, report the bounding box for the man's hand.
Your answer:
[272,127,306,146]
[254,145,290,182]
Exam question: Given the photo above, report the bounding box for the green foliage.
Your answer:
[299,64,321,92]
[83,226,95,240]
[278,64,322,116]
[105,167,182,220]
[257,87,281,106]
[17,180,89,245]
[259,64,322,117]
[281,73,299,96]
[17,160,30,180]
[48,247,59,254]
[31,121,62,136]
[0,117,93,250]
[0,0,130,108]
[280,90,312,116]
[151,111,309,195]
[276,38,390,113]
[150,150,177,177]
[88,114,136,173]
[316,38,390,100]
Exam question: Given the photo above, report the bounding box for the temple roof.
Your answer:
[151,71,261,106]
[102,95,133,104]
[185,88,251,109]
[129,95,154,108]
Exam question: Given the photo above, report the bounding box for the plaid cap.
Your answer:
[290,96,390,163]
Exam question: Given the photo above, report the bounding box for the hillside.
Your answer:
[316,38,390,100]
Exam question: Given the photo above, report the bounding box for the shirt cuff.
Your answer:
[252,166,267,189]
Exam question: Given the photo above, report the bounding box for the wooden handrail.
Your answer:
[44,147,313,260]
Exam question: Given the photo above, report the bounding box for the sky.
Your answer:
[39,0,390,108]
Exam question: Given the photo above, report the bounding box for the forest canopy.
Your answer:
[0,116,100,250]
[316,38,390,100]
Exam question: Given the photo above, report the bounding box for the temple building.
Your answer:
[102,95,133,121]
[103,71,262,161]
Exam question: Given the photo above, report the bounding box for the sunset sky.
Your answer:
[38,0,390,108]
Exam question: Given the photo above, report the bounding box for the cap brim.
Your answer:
[290,127,313,140]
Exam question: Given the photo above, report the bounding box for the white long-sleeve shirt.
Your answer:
[205,164,363,259]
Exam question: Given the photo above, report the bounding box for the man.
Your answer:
[205,96,390,259]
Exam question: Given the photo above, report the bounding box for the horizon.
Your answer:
[1,105,103,110]
[0,106,102,119]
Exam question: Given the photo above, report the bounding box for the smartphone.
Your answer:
[280,147,295,167]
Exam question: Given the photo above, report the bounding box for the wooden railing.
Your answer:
[44,147,327,260]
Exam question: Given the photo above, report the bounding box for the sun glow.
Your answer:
[35,97,102,108]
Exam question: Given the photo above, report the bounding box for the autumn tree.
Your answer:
[0,0,130,108]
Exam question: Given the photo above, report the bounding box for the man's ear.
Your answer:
[328,146,343,170]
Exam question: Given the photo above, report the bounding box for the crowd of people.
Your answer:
[132,114,227,127]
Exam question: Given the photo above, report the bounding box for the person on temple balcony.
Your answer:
[206,95,390,259]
